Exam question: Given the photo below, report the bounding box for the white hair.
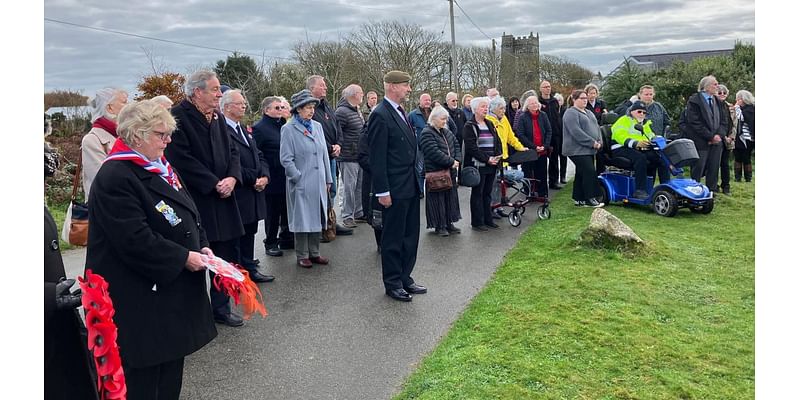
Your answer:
[736,90,755,105]
[219,89,244,110]
[427,105,449,125]
[488,96,506,114]
[697,75,717,92]
[150,95,173,108]
[341,84,362,99]
[88,87,127,122]
[469,96,490,112]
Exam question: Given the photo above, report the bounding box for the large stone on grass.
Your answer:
[580,208,644,248]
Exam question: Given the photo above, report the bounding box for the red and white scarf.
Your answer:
[105,139,181,190]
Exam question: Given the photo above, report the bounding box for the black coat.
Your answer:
[446,106,467,143]
[685,93,729,151]
[45,207,98,400]
[335,98,365,162]
[736,104,755,147]
[86,160,217,368]
[587,99,607,125]
[419,125,461,174]
[514,110,552,150]
[226,121,269,224]
[368,99,421,199]
[166,99,244,242]
[463,117,503,173]
[538,95,562,139]
[313,98,342,158]
[252,115,287,195]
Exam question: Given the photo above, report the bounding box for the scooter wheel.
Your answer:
[652,190,679,217]
[537,205,551,220]
[508,210,522,227]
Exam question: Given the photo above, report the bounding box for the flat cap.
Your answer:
[383,70,411,84]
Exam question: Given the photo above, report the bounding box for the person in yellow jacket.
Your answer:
[486,96,529,217]
[610,101,670,199]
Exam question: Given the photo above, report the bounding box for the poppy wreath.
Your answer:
[78,270,127,400]
[209,262,268,320]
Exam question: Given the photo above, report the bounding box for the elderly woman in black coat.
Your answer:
[86,100,217,400]
[419,105,462,236]
[463,96,503,231]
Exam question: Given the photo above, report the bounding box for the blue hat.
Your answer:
[290,89,320,112]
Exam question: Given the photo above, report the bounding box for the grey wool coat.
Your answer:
[280,117,332,233]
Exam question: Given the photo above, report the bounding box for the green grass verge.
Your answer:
[47,201,77,251]
[395,180,754,400]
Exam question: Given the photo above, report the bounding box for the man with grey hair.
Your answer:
[539,80,565,189]
[408,93,432,194]
[307,75,353,237]
[684,75,728,192]
[486,87,500,99]
[166,70,246,327]
[335,84,366,227]
[445,91,467,150]
[253,96,293,257]
[220,89,274,283]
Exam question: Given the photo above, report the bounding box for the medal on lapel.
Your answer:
[155,200,182,226]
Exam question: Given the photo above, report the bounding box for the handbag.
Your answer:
[424,130,454,192]
[322,191,337,242]
[61,151,89,246]
[459,166,480,187]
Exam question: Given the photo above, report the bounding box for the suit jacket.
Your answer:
[367,99,421,199]
[226,121,269,224]
[45,207,98,400]
[166,99,244,242]
[86,160,217,368]
[252,115,287,195]
[685,93,729,151]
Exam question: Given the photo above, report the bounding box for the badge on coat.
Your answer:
[155,200,182,227]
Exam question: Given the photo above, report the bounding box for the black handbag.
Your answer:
[459,166,480,187]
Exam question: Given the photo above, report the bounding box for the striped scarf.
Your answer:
[105,138,181,190]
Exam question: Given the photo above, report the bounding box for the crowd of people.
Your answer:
[44,69,754,399]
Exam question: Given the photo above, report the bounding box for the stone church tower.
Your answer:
[499,32,540,97]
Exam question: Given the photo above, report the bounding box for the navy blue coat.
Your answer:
[226,121,269,224]
[368,99,422,199]
[252,115,287,195]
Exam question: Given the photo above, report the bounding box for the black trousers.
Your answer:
[720,148,732,190]
[362,170,383,247]
[569,155,599,202]
[379,195,419,290]
[548,135,568,182]
[612,147,669,191]
[692,143,723,191]
[234,221,258,270]
[209,239,238,317]
[470,168,496,227]
[521,157,548,197]
[263,193,292,248]
[124,358,185,400]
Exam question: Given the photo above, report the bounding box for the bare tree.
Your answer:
[293,37,357,105]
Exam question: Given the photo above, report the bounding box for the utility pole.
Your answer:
[490,38,496,88]
[449,0,460,94]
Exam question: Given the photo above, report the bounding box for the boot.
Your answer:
[744,164,752,182]
[734,162,742,182]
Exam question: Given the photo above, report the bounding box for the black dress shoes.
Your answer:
[549,183,563,190]
[248,270,275,283]
[404,283,427,294]
[214,313,244,327]
[265,247,283,257]
[335,223,354,235]
[485,222,500,229]
[386,288,412,302]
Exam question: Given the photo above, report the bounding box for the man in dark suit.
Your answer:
[252,96,293,257]
[221,89,274,283]
[165,70,246,327]
[368,70,427,302]
[685,75,729,192]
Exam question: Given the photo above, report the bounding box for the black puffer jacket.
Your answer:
[419,125,461,173]
[312,98,342,158]
[335,98,365,162]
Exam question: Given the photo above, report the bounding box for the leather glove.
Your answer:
[55,278,82,310]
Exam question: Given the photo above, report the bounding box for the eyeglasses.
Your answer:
[717,92,728,96]
[152,130,172,141]
[273,105,285,110]
[634,110,647,114]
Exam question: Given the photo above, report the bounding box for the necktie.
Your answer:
[236,124,249,147]
[397,105,414,133]
[707,97,713,109]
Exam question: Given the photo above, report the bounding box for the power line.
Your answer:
[44,17,294,61]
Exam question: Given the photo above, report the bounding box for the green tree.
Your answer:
[214,52,270,118]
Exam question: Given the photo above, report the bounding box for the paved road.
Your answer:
[61,164,573,400]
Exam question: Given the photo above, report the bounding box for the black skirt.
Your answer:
[425,185,461,229]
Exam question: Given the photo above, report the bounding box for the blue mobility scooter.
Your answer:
[596,114,714,217]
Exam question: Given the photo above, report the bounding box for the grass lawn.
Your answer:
[47,201,77,251]
[395,179,755,399]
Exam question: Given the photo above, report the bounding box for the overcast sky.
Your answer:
[43,0,755,99]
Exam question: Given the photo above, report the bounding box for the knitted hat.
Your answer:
[290,89,320,112]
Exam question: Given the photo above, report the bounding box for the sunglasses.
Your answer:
[717,92,728,96]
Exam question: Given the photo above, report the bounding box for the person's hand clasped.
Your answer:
[254,176,268,192]
[636,140,650,150]
[332,144,342,158]
[378,194,392,208]
[452,160,460,169]
[593,141,602,150]
[185,251,209,272]
[216,177,236,198]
